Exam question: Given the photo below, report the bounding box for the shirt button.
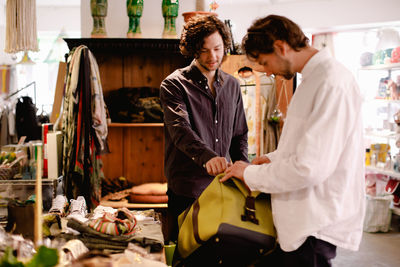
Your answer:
[215,120,218,124]
[205,86,208,89]
[216,138,219,142]
[192,157,195,160]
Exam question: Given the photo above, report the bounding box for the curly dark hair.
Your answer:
[180,15,231,58]
[242,15,309,60]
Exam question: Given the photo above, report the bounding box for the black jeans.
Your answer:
[166,189,196,242]
[256,236,337,267]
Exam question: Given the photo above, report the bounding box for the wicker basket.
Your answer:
[0,165,19,180]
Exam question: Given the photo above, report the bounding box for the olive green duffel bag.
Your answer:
[177,174,276,266]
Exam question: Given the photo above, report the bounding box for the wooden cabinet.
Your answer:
[64,38,190,185]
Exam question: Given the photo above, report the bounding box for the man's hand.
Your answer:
[205,156,230,176]
[219,160,249,183]
[251,155,270,165]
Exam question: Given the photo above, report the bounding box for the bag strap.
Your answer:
[217,174,262,225]
[241,196,259,225]
[192,200,206,244]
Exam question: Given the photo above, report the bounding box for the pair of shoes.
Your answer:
[67,196,88,222]
[48,195,87,220]
[48,195,69,217]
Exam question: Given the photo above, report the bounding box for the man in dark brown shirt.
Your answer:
[160,15,248,242]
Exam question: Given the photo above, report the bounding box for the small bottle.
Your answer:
[385,152,392,170]
[370,151,377,166]
[365,148,371,166]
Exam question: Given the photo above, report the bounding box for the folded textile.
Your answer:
[88,207,137,236]
[67,217,164,252]
[131,183,167,195]
[128,194,168,203]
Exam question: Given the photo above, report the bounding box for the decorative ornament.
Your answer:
[90,0,108,38]
[5,0,39,53]
[126,0,144,38]
[269,79,288,124]
[162,0,179,39]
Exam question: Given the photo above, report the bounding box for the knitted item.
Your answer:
[5,0,39,53]
[88,208,137,236]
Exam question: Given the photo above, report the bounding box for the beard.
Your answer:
[280,57,295,80]
[198,59,222,72]
[282,71,295,80]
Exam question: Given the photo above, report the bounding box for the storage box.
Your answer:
[363,194,394,232]
[0,176,62,218]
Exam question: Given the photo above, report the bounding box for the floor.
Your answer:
[332,214,400,267]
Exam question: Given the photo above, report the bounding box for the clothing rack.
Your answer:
[6,81,36,104]
[240,83,273,87]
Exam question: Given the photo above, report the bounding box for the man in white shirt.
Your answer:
[220,15,365,267]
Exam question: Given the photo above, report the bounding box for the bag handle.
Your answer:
[216,173,261,198]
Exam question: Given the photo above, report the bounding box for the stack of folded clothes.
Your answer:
[66,207,164,254]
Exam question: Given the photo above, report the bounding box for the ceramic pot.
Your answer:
[182,11,217,23]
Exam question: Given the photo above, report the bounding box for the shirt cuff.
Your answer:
[244,164,263,192]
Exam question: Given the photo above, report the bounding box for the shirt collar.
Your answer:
[186,59,225,85]
[300,48,331,80]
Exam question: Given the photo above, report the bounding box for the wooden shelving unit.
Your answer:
[64,38,190,185]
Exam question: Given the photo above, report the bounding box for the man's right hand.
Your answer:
[205,156,230,176]
[251,155,271,165]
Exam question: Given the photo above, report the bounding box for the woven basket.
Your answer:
[0,165,19,180]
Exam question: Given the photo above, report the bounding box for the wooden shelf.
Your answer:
[100,199,167,209]
[64,38,181,54]
[108,123,163,127]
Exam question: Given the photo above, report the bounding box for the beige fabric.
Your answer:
[131,183,168,195]
[5,0,38,53]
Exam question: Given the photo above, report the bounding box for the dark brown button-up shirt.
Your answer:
[160,61,248,198]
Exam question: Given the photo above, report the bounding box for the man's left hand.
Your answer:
[219,160,249,183]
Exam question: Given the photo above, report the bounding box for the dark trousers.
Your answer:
[167,189,196,242]
[256,236,337,267]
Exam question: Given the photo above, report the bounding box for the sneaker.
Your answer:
[67,196,88,222]
[48,195,69,217]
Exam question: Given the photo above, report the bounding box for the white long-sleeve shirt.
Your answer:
[244,49,365,252]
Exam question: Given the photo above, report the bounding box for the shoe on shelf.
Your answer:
[48,195,69,217]
[67,196,88,222]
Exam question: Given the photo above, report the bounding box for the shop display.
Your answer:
[361,52,400,225]
[61,45,108,209]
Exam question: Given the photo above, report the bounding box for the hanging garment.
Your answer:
[15,96,41,142]
[264,76,281,154]
[236,70,278,156]
[61,45,108,210]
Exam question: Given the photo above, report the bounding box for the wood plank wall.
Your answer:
[92,49,189,185]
